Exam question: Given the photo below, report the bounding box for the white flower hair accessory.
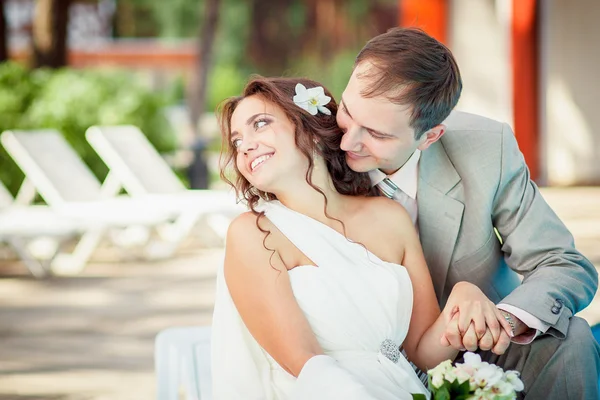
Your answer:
[293,83,332,116]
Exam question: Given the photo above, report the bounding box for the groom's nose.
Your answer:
[340,125,362,152]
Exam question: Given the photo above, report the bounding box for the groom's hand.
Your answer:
[441,314,511,355]
[477,322,511,355]
[441,282,514,354]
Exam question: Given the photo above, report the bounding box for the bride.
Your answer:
[211,77,510,399]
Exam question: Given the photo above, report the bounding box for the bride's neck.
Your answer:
[275,177,346,224]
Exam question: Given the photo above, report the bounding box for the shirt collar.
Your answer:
[368,149,421,199]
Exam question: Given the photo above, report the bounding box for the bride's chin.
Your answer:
[249,181,273,195]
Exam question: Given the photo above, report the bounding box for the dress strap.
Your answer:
[257,201,382,271]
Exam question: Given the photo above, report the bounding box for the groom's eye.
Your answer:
[368,131,388,140]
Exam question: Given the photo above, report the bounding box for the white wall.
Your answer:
[541,0,600,185]
[449,0,513,126]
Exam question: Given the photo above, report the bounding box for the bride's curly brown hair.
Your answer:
[217,76,374,215]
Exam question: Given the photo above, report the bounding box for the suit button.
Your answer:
[555,299,563,308]
[551,306,560,315]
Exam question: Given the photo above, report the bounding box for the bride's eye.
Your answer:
[232,138,243,149]
[254,118,269,130]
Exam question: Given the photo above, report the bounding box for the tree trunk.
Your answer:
[0,0,7,62]
[32,0,71,68]
[247,0,294,75]
[190,0,220,128]
[188,0,220,189]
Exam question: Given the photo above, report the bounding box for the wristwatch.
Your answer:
[500,310,516,336]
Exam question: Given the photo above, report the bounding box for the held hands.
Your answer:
[440,282,513,355]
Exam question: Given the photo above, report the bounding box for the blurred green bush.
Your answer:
[0,61,177,196]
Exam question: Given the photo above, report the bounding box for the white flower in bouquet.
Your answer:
[412,352,524,400]
[504,371,525,392]
[473,362,504,388]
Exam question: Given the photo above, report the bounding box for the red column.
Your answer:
[399,0,448,45]
[512,0,539,181]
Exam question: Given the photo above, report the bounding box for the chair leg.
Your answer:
[155,331,183,400]
[194,340,212,399]
[141,209,203,260]
[50,230,103,275]
[7,237,53,278]
[156,208,202,243]
[182,354,200,400]
[155,327,212,400]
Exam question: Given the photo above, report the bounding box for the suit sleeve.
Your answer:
[492,123,597,338]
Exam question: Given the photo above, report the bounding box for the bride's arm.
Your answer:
[381,204,461,371]
[224,212,323,377]
[393,201,512,371]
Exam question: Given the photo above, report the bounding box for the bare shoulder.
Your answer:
[345,196,417,264]
[225,212,285,274]
[357,196,413,231]
[226,212,261,242]
[226,211,279,245]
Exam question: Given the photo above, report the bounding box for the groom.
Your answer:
[338,27,599,399]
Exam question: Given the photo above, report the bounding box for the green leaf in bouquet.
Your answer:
[453,395,472,400]
[411,394,427,400]
[450,378,471,395]
[433,386,451,400]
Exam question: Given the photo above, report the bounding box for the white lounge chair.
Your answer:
[155,326,212,400]
[0,181,102,277]
[0,180,13,209]
[0,129,181,275]
[85,125,243,241]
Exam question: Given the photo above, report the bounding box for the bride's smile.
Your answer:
[249,153,274,172]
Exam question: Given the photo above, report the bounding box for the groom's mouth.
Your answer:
[346,151,369,160]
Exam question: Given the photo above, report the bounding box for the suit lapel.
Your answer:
[417,141,464,300]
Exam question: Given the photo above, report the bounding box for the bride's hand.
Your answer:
[441,313,511,355]
[441,282,513,353]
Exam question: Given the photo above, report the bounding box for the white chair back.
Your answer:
[86,125,186,196]
[0,181,13,209]
[1,130,103,205]
[155,326,212,400]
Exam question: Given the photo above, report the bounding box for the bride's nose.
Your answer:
[240,137,259,154]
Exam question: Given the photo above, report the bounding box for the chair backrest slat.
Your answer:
[1,130,103,204]
[87,126,185,196]
[0,180,14,209]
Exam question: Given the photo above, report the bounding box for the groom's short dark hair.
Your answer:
[355,27,462,138]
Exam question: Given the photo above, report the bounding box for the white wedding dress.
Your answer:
[211,200,429,399]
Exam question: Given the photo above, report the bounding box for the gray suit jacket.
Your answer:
[418,111,597,339]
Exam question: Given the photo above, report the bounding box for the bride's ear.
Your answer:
[417,124,446,151]
[312,138,324,154]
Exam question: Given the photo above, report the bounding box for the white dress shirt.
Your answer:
[368,150,420,227]
[368,150,547,344]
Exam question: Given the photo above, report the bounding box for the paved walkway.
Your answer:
[0,187,598,400]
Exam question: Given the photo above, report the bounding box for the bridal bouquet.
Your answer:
[413,352,524,400]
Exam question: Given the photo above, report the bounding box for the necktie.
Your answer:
[377,177,418,227]
[377,178,398,199]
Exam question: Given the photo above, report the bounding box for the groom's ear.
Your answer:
[416,124,446,151]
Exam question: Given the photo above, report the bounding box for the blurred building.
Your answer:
[5,0,196,73]
[6,0,114,47]
[401,0,600,186]
[4,1,598,186]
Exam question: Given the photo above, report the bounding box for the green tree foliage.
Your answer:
[0,61,176,195]
[113,0,398,106]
